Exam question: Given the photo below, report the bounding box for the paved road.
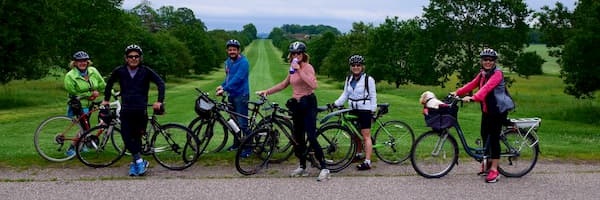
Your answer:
[1,160,599,200]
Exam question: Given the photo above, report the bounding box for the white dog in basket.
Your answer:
[419,91,447,109]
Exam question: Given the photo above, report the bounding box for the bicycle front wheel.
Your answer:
[152,123,200,170]
[410,130,458,178]
[34,116,83,162]
[498,129,539,177]
[76,125,126,168]
[316,124,357,173]
[256,116,294,163]
[373,120,415,164]
[235,128,275,175]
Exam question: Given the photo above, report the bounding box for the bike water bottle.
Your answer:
[289,58,298,74]
[227,118,241,133]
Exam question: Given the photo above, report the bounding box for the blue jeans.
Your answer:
[228,94,249,146]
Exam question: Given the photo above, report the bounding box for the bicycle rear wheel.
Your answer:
[189,117,229,153]
[410,130,458,178]
[151,123,200,170]
[34,116,83,162]
[373,120,415,164]
[498,129,539,177]
[77,125,126,168]
[316,124,357,173]
[235,128,275,175]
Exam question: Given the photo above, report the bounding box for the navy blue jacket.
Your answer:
[104,64,165,111]
[221,55,249,97]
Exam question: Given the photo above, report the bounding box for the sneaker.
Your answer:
[478,162,492,176]
[128,162,138,176]
[486,170,499,183]
[357,162,371,170]
[240,148,252,158]
[290,167,309,177]
[136,160,149,176]
[317,169,330,181]
[352,153,365,163]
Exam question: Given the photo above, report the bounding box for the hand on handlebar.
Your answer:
[255,90,267,97]
[462,96,473,102]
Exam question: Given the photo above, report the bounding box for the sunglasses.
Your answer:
[291,52,303,56]
[350,64,363,67]
[482,58,495,62]
[127,55,141,59]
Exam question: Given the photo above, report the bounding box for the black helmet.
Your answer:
[479,48,497,59]
[226,39,241,48]
[72,51,90,60]
[348,54,365,65]
[125,44,143,55]
[289,41,306,53]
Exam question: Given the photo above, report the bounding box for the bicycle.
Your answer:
[188,88,292,158]
[33,92,121,162]
[316,103,415,172]
[410,94,540,178]
[76,104,201,170]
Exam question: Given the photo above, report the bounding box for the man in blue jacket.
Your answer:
[216,39,250,154]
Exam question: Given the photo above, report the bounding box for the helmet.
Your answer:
[479,48,497,59]
[226,39,241,48]
[348,54,365,65]
[125,44,143,55]
[72,51,90,60]
[288,41,306,53]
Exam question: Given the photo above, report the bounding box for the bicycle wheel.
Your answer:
[410,130,458,178]
[34,116,83,162]
[256,117,294,163]
[316,123,357,173]
[151,123,200,170]
[235,128,275,175]
[373,120,415,164]
[76,125,126,168]
[189,117,229,153]
[187,117,212,154]
[498,129,539,177]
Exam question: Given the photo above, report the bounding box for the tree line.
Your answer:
[0,0,256,83]
[269,0,598,99]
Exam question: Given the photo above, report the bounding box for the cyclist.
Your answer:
[216,39,250,154]
[452,48,515,183]
[102,44,166,176]
[63,50,106,156]
[256,41,330,181]
[332,54,377,170]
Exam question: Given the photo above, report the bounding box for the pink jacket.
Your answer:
[265,62,317,100]
[456,69,504,113]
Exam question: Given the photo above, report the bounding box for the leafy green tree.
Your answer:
[514,51,545,78]
[422,0,531,87]
[321,22,372,81]
[243,24,258,40]
[307,31,337,73]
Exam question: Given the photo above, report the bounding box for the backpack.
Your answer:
[345,73,371,103]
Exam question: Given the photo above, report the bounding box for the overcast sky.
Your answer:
[121,0,578,34]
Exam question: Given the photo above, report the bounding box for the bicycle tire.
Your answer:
[76,125,126,168]
[373,120,415,164]
[315,123,357,173]
[235,128,275,175]
[498,129,539,177]
[34,116,83,162]
[256,116,294,163]
[151,123,200,170]
[410,130,458,178]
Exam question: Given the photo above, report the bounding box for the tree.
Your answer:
[422,0,531,87]
[514,52,545,78]
[307,31,336,73]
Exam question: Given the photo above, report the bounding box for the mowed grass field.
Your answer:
[0,40,598,169]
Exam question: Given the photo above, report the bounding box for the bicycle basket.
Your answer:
[195,94,214,117]
[424,106,457,130]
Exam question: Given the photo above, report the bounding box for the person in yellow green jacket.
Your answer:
[64,50,106,117]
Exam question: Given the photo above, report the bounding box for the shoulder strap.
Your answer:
[364,73,369,98]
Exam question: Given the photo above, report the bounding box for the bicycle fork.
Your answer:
[431,132,449,158]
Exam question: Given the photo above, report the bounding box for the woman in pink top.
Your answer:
[452,48,514,183]
[257,41,329,181]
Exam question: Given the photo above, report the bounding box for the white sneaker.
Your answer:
[290,167,308,177]
[317,169,330,181]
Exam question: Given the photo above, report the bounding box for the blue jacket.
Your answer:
[221,55,250,97]
[104,64,165,111]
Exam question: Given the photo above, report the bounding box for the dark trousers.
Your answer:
[480,111,508,159]
[290,94,326,169]
[119,109,148,160]
[228,94,249,146]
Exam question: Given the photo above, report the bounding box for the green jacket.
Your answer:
[64,66,106,105]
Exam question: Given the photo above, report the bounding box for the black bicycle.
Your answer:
[410,94,540,178]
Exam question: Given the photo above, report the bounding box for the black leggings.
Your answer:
[119,110,148,160]
[290,94,326,169]
[480,111,508,159]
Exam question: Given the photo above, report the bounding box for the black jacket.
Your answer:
[104,64,165,110]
